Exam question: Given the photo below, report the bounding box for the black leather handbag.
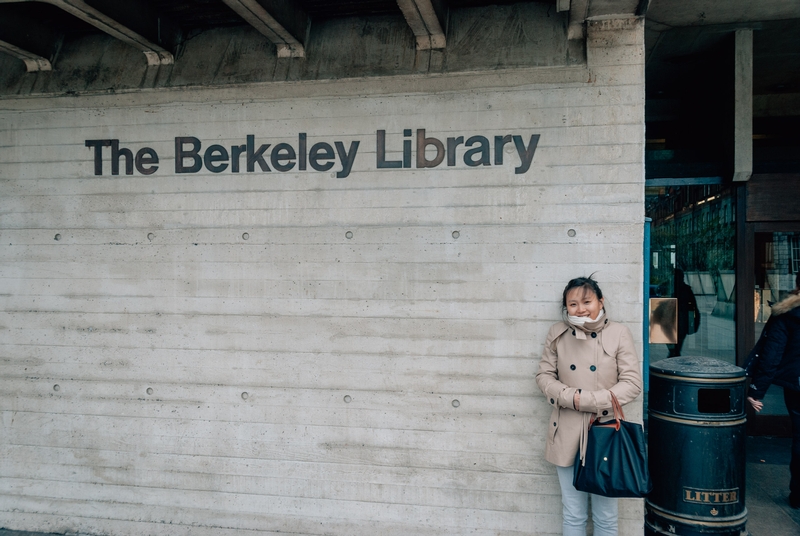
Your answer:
[572,392,652,498]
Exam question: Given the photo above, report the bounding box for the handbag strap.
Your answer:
[579,392,626,465]
[589,391,625,431]
[611,391,626,421]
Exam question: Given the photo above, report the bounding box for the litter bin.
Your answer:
[645,356,747,536]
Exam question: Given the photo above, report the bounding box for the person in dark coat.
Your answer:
[668,268,700,357]
[747,272,800,508]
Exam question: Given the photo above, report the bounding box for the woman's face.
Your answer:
[565,287,604,319]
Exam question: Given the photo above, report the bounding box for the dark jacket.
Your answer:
[675,280,700,337]
[748,292,800,399]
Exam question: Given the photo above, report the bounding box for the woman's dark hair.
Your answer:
[561,275,604,310]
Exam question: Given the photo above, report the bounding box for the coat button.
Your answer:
[550,398,555,404]
[572,330,576,336]
[604,319,608,324]
[602,410,608,416]
[570,364,576,370]
[590,365,597,372]
[591,332,597,338]
[553,422,557,427]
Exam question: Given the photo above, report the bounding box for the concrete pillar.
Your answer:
[733,29,752,182]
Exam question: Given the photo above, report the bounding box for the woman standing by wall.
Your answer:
[536,276,643,536]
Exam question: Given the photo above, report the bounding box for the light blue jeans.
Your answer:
[556,465,618,536]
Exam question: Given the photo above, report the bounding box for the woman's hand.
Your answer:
[573,390,580,410]
[747,396,763,412]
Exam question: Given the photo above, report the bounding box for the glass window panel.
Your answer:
[646,184,736,364]
[753,232,800,416]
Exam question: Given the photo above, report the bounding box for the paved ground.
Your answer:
[2,436,798,536]
[745,436,800,536]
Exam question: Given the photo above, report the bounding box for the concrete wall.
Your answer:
[0,13,645,536]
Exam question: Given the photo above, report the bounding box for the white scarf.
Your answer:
[568,309,605,326]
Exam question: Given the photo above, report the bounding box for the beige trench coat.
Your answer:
[535,314,643,467]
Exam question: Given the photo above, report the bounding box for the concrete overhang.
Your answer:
[0,0,173,65]
[397,0,447,50]
[0,38,51,71]
[221,0,307,57]
[564,0,644,39]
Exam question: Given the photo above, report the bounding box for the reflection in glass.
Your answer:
[645,184,736,364]
[649,298,677,344]
[753,232,800,416]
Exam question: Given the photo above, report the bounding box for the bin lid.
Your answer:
[649,356,745,379]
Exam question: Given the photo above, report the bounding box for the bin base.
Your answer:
[645,502,747,536]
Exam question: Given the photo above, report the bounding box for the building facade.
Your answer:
[0,3,648,534]
[6,0,800,534]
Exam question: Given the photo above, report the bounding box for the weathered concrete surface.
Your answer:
[0,9,645,536]
[0,4,581,98]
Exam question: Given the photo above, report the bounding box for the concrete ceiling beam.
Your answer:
[0,38,51,71]
[588,0,641,17]
[0,0,173,65]
[0,7,62,69]
[396,0,446,50]
[221,0,306,58]
[568,0,589,40]
[568,0,641,39]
